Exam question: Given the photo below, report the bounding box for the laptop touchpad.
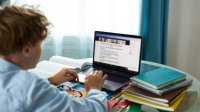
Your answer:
[103,80,124,91]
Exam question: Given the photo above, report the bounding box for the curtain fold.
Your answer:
[140,0,169,64]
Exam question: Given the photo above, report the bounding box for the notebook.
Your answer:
[131,68,187,89]
[78,31,142,91]
[122,84,190,106]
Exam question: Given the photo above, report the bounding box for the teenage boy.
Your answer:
[0,5,108,112]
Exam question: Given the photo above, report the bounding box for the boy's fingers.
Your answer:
[97,70,103,77]
[65,68,76,74]
[93,70,98,75]
[84,76,89,83]
[64,68,79,81]
[67,76,75,80]
[102,74,108,80]
[70,73,79,81]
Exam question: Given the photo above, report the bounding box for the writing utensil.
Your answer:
[110,83,132,110]
[109,84,132,112]
[112,83,131,100]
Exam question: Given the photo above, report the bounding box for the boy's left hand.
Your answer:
[48,68,79,85]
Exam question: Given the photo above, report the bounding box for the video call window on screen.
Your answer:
[98,37,129,45]
[94,34,141,73]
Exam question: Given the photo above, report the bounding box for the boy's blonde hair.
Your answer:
[0,5,51,55]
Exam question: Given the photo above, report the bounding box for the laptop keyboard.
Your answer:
[80,68,130,83]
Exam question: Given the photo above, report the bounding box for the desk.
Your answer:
[32,56,199,111]
[128,60,200,112]
[76,58,200,111]
[75,58,200,112]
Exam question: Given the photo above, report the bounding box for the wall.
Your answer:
[168,0,200,80]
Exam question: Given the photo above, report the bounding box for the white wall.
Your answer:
[168,0,200,80]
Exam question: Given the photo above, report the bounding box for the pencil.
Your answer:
[112,83,132,100]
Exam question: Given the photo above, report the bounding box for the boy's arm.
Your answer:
[24,76,107,112]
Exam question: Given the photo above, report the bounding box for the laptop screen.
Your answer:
[93,31,142,76]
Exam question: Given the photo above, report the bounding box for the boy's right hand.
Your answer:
[84,70,108,91]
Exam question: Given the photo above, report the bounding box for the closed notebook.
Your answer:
[132,78,193,95]
[131,68,186,89]
[122,84,190,106]
[121,92,186,112]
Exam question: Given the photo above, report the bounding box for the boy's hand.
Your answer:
[48,68,79,85]
[84,70,108,91]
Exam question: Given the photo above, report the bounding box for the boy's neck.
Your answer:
[0,53,27,70]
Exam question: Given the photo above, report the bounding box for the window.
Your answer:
[11,0,141,60]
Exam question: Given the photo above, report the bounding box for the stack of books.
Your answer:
[121,67,193,111]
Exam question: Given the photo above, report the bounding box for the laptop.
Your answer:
[78,31,142,91]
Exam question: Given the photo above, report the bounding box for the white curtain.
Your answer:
[10,0,141,60]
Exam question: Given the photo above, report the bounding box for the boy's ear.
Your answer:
[22,45,31,57]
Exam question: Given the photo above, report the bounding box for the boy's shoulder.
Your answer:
[9,69,45,90]
[14,69,38,81]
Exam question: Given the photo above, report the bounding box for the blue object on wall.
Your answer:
[140,0,169,64]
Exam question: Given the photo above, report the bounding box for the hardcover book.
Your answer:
[131,78,193,95]
[122,84,190,106]
[121,92,186,112]
[131,68,186,89]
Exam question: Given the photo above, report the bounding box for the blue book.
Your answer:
[132,78,192,95]
[131,68,186,89]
